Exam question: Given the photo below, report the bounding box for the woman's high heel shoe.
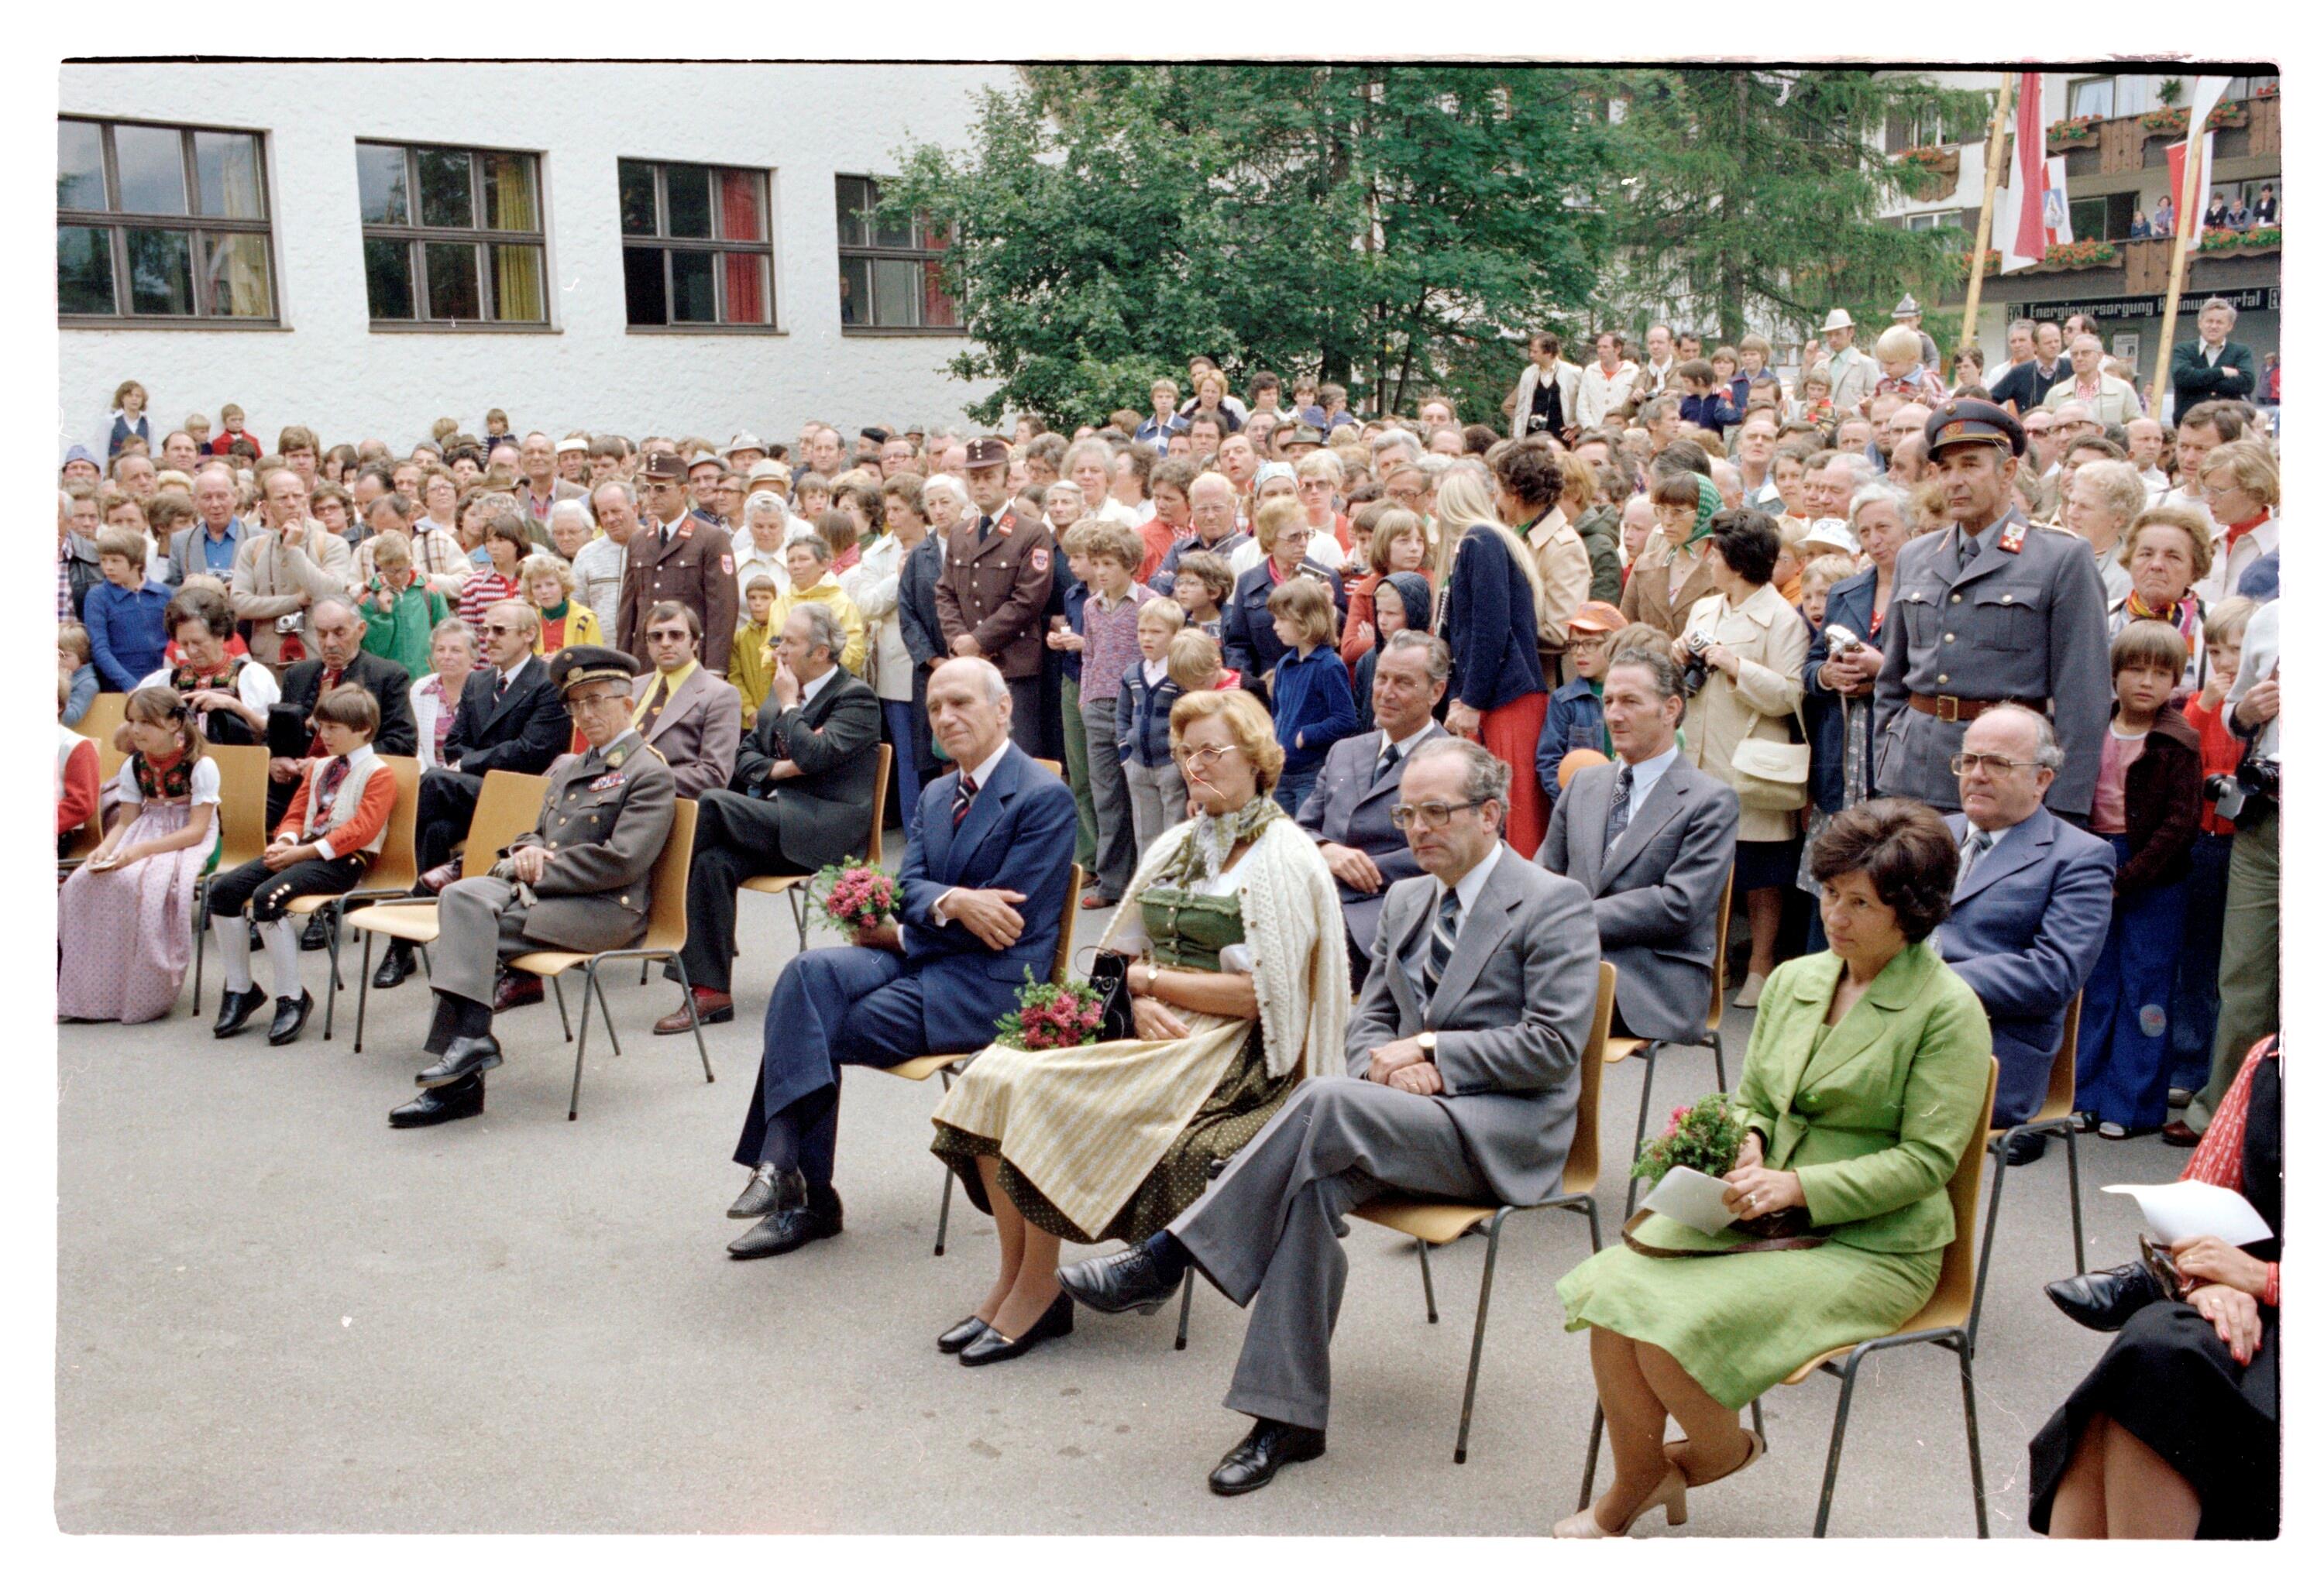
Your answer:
[1665,1427,1767,1488]
[1552,1465,1687,1537]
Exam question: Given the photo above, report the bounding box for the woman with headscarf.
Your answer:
[1618,471,1722,640]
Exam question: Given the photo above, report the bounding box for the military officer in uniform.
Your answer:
[934,435,1054,752]
[389,646,679,1128]
[619,450,740,680]
[1872,400,2112,818]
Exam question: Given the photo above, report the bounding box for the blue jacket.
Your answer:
[1269,644,1360,773]
[1679,389,1741,437]
[1153,530,1250,600]
[84,579,173,692]
[2236,548,2279,605]
[1115,661,1184,769]
[1222,559,1343,694]
[64,664,99,726]
[1931,806,2116,1127]
[1441,527,1546,713]
[1802,568,1880,812]
[897,537,947,665]
[899,746,1081,1048]
[1534,677,1607,803]
[1054,568,1088,685]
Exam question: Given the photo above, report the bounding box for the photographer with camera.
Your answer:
[1670,508,1809,1008]
[2171,596,2280,1147]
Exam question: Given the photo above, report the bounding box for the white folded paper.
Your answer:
[1640,1164,1740,1235]
[2101,1180,2274,1246]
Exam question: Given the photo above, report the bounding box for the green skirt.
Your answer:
[1555,1217,1942,1410]
[933,1027,1294,1245]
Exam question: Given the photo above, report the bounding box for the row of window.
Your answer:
[1879,74,2281,153]
[57,116,958,333]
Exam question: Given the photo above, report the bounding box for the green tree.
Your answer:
[880,65,1613,427]
[1598,68,1989,348]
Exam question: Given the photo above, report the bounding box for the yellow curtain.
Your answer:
[483,153,541,321]
[493,245,543,322]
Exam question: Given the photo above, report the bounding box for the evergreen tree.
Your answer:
[880,65,1612,426]
[1597,68,1988,347]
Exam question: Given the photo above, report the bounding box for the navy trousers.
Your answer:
[731,945,930,1187]
[2075,834,2188,1131]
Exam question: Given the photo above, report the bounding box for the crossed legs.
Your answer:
[1587,1327,1758,1526]
[2044,1412,2202,1539]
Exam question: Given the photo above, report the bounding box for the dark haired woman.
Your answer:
[1555,798,1992,1537]
[1675,508,1810,1007]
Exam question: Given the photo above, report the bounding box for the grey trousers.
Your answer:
[1080,694,1136,899]
[429,875,538,1007]
[1171,1075,1488,1432]
[2188,807,2278,1131]
[1122,756,1188,857]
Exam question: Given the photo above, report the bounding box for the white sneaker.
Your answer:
[1732,971,1767,1009]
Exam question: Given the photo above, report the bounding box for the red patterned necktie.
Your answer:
[952,773,978,830]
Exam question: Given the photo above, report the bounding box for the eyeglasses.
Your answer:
[1391,798,1488,830]
[478,622,517,637]
[1949,752,2044,776]
[1171,743,1243,771]
[1568,635,1608,652]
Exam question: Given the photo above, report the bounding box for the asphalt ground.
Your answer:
[56,888,2186,1536]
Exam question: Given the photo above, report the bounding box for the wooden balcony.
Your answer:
[2051,95,2280,180]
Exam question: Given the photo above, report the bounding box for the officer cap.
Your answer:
[1923,398,2025,460]
[639,451,687,482]
[963,437,1010,470]
[550,644,643,697]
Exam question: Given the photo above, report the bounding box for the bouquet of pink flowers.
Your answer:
[1631,1094,1750,1189]
[993,968,1105,1052]
[811,859,899,934]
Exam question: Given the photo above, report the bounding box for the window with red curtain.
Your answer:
[619,158,774,328]
[718,168,766,324]
[836,175,963,332]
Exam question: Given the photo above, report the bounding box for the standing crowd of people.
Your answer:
[56,301,2281,1533]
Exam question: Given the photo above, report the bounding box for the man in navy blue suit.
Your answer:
[723,656,1079,1259]
[1930,704,2114,1159]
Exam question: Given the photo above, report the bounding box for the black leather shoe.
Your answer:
[728,1162,806,1220]
[416,1034,502,1088]
[267,990,313,1046]
[1057,1245,1181,1316]
[301,912,332,952]
[727,1196,844,1259]
[211,985,269,1039]
[959,1293,1074,1365]
[389,1074,485,1128]
[937,1316,992,1355]
[2046,1262,2165,1332]
[372,943,415,990]
[492,972,545,1013]
[2003,1130,2049,1166]
[1208,1419,1326,1495]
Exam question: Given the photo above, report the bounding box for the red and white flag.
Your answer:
[2165,76,2233,245]
[1993,72,2059,272]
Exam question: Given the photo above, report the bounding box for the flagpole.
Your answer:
[2149,118,2212,416]
[1956,73,2016,385]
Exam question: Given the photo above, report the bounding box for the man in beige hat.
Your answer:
[1821,308,1876,415]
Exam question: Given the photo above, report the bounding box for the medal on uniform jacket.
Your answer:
[589,771,626,792]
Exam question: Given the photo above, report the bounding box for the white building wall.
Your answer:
[57,61,1015,455]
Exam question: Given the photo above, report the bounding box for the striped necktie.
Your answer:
[1604,764,1635,846]
[1421,888,1462,1001]
[952,773,978,830]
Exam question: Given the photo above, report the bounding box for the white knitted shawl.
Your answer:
[1099,812,1350,1080]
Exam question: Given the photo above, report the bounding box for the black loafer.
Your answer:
[389,1073,485,1128]
[2045,1262,2165,1332]
[937,1316,992,1355]
[371,943,415,990]
[211,985,269,1039]
[728,1162,806,1220]
[267,990,313,1046]
[727,1194,844,1259]
[1208,1419,1326,1495]
[1057,1245,1180,1316]
[2003,1130,2049,1166]
[959,1293,1074,1366]
[416,1034,502,1088]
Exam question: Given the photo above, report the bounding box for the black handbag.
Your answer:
[1082,948,1140,1042]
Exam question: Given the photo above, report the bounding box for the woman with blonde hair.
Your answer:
[929,687,1348,1364]
[1432,465,1551,853]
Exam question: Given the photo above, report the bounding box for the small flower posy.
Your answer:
[810,858,899,934]
[993,968,1105,1052]
[1631,1093,1751,1188]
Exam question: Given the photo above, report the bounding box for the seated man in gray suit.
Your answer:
[1059,738,1600,1496]
[1931,702,2113,1159]
[630,599,743,799]
[1538,646,1738,1045]
[655,602,882,1032]
[1294,630,1449,976]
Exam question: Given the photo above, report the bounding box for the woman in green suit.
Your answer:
[1555,798,1992,1537]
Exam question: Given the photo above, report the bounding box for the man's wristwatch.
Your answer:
[1416,1031,1437,1056]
